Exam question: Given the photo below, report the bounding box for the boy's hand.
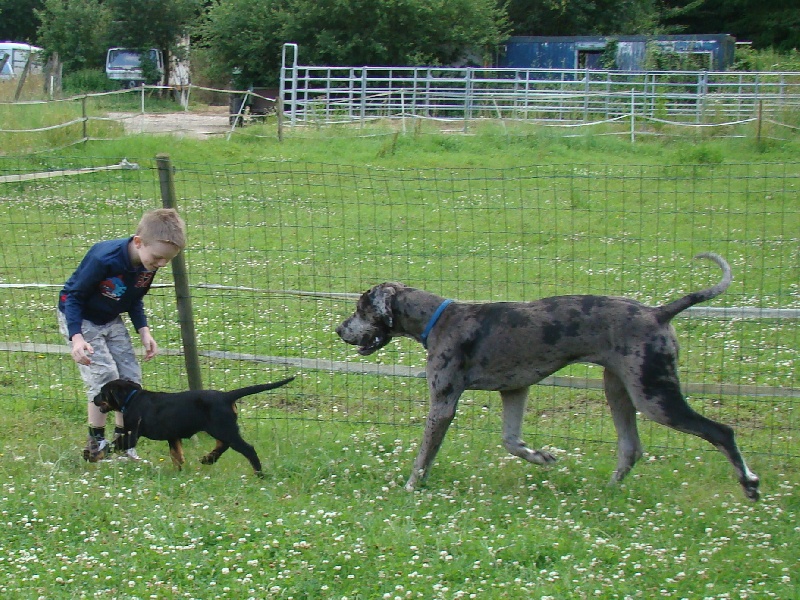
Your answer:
[139,327,158,361]
[70,333,94,365]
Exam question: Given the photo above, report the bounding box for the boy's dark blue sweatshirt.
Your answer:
[58,237,156,340]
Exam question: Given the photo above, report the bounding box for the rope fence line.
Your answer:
[0,159,139,183]
[3,280,799,320]
[2,77,799,148]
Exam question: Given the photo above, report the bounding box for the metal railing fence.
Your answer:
[280,44,800,127]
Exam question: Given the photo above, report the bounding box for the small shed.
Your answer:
[499,35,736,71]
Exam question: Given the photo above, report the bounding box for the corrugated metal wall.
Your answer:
[501,35,736,71]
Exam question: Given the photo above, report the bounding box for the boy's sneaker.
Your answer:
[112,430,129,453]
[119,448,142,461]
[83,437,109,463]
[111,431,145,462]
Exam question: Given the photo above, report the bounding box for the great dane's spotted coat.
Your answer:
[336,253,760,501]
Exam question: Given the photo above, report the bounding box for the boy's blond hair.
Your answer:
[136,208,187,250]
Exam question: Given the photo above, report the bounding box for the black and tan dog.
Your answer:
[93,377,295,476]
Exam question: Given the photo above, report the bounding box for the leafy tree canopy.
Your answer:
[198,0,509,87]
[0,0,44,44]
[13,0,799,91]
[506,0,659,36]
[36,0,199,80]
[282,0,509,66]
[35,0,111,71]
[105,0,200,55]
[661,0,799,51]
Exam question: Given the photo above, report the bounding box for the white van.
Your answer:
[105,47,165,88]
[105,46,190,89]
[0,42,43,79]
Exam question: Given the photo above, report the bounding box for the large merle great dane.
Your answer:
[336,253,759,501]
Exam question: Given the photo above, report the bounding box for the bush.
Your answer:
[63,69,119,94]
[732,47,800,72]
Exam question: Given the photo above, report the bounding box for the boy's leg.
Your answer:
[105,315,142,384]
[104,317,143,456]
[79,324,124,461]
[58,311,120,461]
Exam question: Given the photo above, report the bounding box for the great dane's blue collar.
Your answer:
[420,299,453,349]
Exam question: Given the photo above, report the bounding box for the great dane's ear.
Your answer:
[371,283,400,328]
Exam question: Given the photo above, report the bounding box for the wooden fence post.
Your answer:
[13,55,32,101]
[156,154,203,391]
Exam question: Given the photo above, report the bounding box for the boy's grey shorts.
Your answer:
[57,311,142,402]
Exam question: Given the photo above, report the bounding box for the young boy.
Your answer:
[58,208,187,462]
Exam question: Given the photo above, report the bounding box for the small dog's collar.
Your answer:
[421,299,453,349]
[120,389,138,412]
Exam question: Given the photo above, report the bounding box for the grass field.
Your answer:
[1,418,798,599]
[0,127,798,598]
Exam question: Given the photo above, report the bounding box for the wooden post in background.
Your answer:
[13,54,32,101]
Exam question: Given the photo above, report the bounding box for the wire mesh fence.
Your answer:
[0,155,797,459]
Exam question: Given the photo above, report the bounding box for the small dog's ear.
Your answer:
[371,284,397,328]
[122,379,143,390]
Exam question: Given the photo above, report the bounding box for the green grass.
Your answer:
[0,126,798,598]
[1,411,798,599]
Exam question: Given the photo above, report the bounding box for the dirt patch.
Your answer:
[106,106,233,139]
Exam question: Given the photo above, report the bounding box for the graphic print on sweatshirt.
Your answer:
[100,276,126,300]
[135,271,154,288]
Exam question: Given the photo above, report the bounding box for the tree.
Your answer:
[195,0,286,88]
[36,0,111,71]
[506,0,659,36]
[660,0,799,51]
[104,0,200,84]
[0,0,44,44]
[198,0,510,88]
[37,0,199,82]
[281,0,509,66]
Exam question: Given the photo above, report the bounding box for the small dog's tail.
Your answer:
[657,253,731,324]
[223,376,296,402]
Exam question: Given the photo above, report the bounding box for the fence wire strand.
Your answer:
[0,156,797,458]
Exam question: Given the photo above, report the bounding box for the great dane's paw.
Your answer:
[525,448,557,465]
[404,470,426,492]
[742,474,760,502]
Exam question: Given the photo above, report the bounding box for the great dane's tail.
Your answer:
[657,253,731,324]
[222,376,296,402]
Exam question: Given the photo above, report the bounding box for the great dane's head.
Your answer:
[93,379,143,413]
[336,283,405,355]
